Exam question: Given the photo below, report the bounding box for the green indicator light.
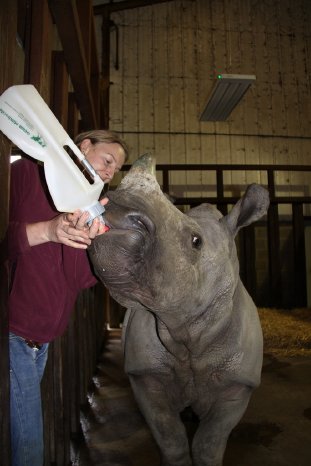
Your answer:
[217,74,222,79]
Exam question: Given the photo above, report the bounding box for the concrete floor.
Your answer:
[75,335,311,466]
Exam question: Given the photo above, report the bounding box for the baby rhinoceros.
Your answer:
[89,154,270,466]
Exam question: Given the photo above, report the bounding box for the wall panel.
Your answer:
[109,0,311,204]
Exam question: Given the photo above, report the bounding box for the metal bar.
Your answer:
[292,203,307,307]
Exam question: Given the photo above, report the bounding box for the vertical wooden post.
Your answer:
[51,51,69,128]
[0,1,18,463]
[216,168,227,215]
[267,168,282,307]
[24,0,53,100]
[68,92,80,138]
[101,9,111,128]
[292,203,307,307]
[239,225,256,301]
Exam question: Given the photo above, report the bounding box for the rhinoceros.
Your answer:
[88,154,270,466]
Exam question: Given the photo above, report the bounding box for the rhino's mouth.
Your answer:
[103,210,155,237]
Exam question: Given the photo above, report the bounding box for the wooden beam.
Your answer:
[94,0,175,14]
[67,92,80,138]
[51,51,69,129]
[49,0,99,129]
[292,203,307,307]
[0,1,18,464]
[24,0,54,101]
[100,9,110,128]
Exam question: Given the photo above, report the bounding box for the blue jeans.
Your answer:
[9,333,49,466]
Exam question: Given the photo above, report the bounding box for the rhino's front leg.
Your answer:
[129,374,192,466]
[191,384,252,466]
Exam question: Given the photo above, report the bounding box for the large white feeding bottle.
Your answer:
[0,84,105,224]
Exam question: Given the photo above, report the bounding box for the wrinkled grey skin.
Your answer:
[89,154,270,466]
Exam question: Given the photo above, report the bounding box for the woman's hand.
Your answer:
[26,198,110,249]
[66,197,109,239]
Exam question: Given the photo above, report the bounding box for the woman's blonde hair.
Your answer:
[75,129,129,162]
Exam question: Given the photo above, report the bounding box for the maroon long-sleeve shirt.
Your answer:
[8,157,97,343]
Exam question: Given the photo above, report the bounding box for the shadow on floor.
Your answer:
[74,336,311,466]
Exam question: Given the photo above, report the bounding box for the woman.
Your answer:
[8,129,129,466]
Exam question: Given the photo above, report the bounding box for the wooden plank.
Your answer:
[239,225,256,300]
[200,134,217,198]
[271,82,287,136]
[151,3,170,135]
[76,0,91,71]
[122,9,138,75]
[285,84,302,137]
[138,24,152,78]
[154,77,170,132]
[185,134,202,197]
[154,134,170,165]
[67,310,81,438]
[240,30,258,135]
[137,8,153,136]
[267,203,282,307]
[292,203,307,306]
[67,92,80,138]
[123,78,139,131]
[293,33,311,137]
[138,132,155,159]
[25,0,54,101]
[0,1,18,464]
[301,140,311,216]
[167,20,183,77]
[169,78,185,133]
[245,136,261,186]
[211,1,230,136]
[230,135,246,190]
[255,30,272,135]
[61,334,71,464]
[169,134,187,198]
[215,135,232,195]
[109,82,124,131]
[100,10,110,128]
[51,51,69,129]
[138,80,154,132]
[49,0,99,128]
[184,78,200,133]
[121,133,139,165]
[258,138,273,187]
[52,339,66,465]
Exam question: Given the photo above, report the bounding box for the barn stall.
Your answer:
[0,0,310,464]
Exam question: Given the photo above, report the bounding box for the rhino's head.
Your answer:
[89,154,269,325]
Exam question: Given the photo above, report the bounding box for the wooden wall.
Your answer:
[0,1,108,464]
[107,0,311,205]
[0,3,18,464]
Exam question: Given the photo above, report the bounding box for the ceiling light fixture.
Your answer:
[200,74,256,121]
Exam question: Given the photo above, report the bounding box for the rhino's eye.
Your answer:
[192,234,202,249]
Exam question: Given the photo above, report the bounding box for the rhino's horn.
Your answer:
[118,152,160,193]
[129,153,156,176]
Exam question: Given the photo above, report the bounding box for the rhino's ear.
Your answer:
[223,184,270,237]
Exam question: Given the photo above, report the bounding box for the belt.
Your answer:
[24,339,42,350]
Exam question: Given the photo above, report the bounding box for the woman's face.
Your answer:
[80,138,126,183]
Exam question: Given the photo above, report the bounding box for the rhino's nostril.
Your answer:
[128,213,155,234]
